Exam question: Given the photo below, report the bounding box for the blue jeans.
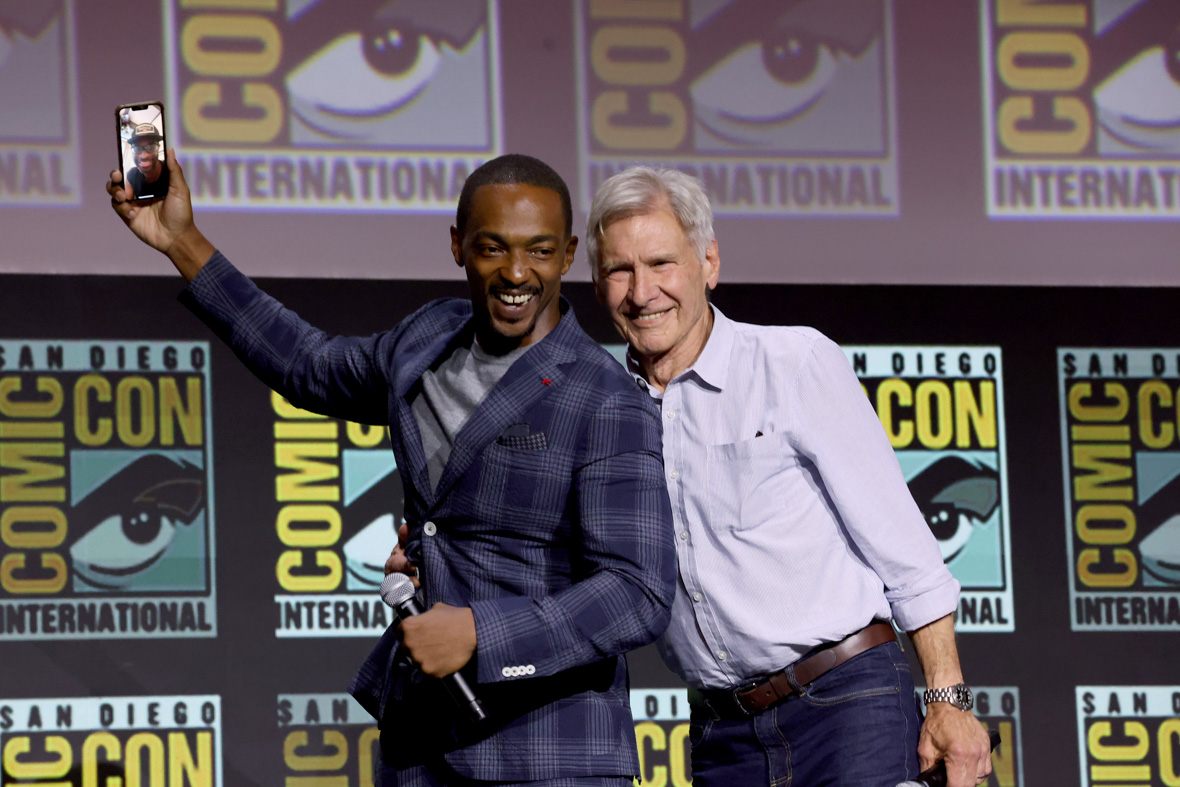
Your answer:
[689,642,921,787]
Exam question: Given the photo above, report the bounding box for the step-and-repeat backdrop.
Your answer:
[2,1,1178,785]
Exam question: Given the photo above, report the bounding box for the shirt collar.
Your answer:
[625,304,734,393]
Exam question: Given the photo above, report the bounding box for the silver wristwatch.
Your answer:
[923,683,974,711]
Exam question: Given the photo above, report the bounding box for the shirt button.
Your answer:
[668,469,680,480]
[692,592,702,602]
[717,651,727,661]
[679,530,689,541]
[665,409,677,420]
[423,522,437,536]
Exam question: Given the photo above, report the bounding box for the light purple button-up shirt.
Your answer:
[632,307,959,690]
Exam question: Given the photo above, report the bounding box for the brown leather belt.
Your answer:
[695,621,897,719]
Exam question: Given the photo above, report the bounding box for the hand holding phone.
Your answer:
[116,101,169,201]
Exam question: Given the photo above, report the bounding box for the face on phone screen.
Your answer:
[117,103,168,201]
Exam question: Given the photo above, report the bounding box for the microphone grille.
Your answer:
[380,573,416,607]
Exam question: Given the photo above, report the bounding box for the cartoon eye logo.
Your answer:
[70,455,204,590]
[284,0,489,146]
[340,458,404,589]
[687,0,886,152]
[692,30,840,131]
[288,19,443,122]
[906,457,1000,564]
[1090,15,1180,154]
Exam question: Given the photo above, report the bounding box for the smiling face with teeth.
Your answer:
[451,183,577,353]
[595,205,720,391]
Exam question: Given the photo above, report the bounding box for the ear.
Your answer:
[703,238,721,291]
[561,235,578,276]
[450,226,462,267]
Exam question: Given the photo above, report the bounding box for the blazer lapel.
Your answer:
[391,316,474,506]
[428,316,578,507]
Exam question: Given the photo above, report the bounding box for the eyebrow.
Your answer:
[472,231,561,245]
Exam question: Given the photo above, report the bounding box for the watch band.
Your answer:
[923,683,973,711]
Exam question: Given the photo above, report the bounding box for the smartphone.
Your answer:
[116,101,169,201]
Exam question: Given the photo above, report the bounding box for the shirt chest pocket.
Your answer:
[705,433,790,532]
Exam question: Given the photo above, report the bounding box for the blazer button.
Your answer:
[423,522,437,536]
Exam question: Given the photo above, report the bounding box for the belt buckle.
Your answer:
[730,679,761,717]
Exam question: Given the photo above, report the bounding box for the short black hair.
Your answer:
[455,154,573,239]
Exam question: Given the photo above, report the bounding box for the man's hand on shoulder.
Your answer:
[106,148,214,281]
[384,523,419,587]
[399,603,477,678]
[918,703,993,787]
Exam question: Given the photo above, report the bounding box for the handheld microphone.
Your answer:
[380,573,488,724]
[895,728,1001,787]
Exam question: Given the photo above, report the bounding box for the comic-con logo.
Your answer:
[629,689,691,787]
[576,0,899,216]
[165,0,501,211]
[277,694,379,784]
[1060,349,1180,630]
[846,346,1015,632]
[0,341,215,640]
[0,695,222,785]
[1077,686,1180,786]
[983,0,1180,218]
[272,393,400,638]
[914,685,1025,787]
[0,0,80,205]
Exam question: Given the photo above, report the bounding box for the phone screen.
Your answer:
[116,102,168,201]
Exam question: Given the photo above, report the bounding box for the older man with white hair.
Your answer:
[587,167,993,787]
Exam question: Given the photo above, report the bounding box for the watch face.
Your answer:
[954,685,974,711]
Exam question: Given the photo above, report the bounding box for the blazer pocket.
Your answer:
[496,432,549,451]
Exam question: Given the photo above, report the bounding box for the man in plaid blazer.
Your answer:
[107,153,676,785]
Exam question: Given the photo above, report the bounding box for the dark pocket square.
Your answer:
[497,426,549,450]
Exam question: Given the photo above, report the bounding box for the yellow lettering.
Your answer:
[1139,381,1174,449]
[82,732,121,787]
[1075,504,1134,545]
[997,0,1086,27]
[116,377,156,447]
[277,550,342,592]
[183,82,282,142]
[1,552,68,593]
[2,735,71,779]
[170,731,214,787]
[1072,444,1133,501]
[283,730,348,770]
[0,377,63,418]
[182,15,281,76]
[876,378,914,448]
[0,443,65,502]
[1077,548,1136,587]
[277,505,342,548]
[159,377,203,446]
[276,443,340,502]
[590,0,681,19]
[998,95,1089,154]
[634,721,667,787]
[74,375,113,446]
[593,91,686,150]
[125,733,166,787]
[998,32,1088,90]
[1,506,66,548]
[915,380,953,450]
[954,380,997,448]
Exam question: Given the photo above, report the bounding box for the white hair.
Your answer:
[585,167,715,281]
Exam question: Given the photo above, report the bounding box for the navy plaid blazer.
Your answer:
[181,253,676,781]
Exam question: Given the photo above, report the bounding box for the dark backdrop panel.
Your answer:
[1,271,1177,784]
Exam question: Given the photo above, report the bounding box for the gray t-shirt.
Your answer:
[410,337,532,491]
